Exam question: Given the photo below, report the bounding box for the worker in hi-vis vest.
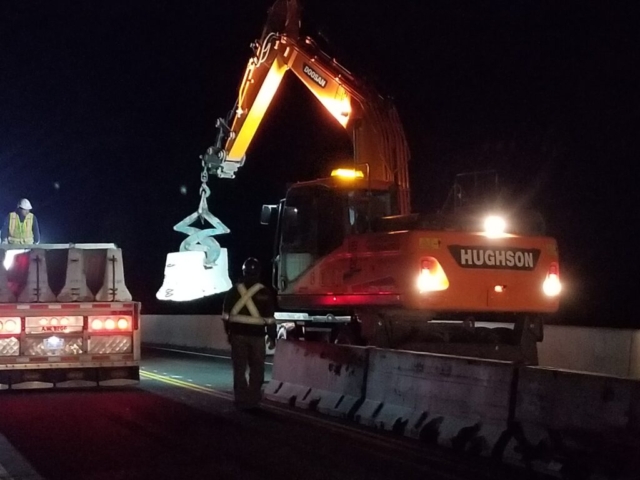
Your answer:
[1,198,41,245]
[222,257,276,410]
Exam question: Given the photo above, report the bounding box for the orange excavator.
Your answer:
[200,0,560,363]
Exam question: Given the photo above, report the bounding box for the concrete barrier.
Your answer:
[140,318,640,379]
[18,249,56,302]
[139,316,640,476]
[631,330,640,379]
[0,257,14,302]
[141,315,230,353]
[264,340,368,418]
[632,380,640,432]
[354,348,516,456]
[96,248,132,302]
[57,248,93,302]
[538,325,640,379]
[507,367,640,479]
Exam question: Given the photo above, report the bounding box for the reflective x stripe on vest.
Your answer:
[229,283,275,326]
[8,212,34,244]
[230,283,267,325]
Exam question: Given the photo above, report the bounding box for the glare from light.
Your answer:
[105,318,116,330]
[543,274,562,296]
[494,285,505,293]
[50,318,58,326]
[318,94,352,126]
[5,320,17,332]
[483,216,506,238]
[417,271,449,292]
[417,258,450,293]
[3,249,28,270]
[91,319,103,330]
[40,318,48,326]
[47,336,62,348]
[117,318,129,330]
[331,168,364,179]
[60,317,69,326]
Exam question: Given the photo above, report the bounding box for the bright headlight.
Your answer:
[483,215,506,238]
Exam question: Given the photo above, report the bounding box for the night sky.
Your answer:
[1,1,636,326]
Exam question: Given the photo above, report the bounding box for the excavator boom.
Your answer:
[203,0,411,214]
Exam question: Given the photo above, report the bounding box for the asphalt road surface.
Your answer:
[0,348,539,480]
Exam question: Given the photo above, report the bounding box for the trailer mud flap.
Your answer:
[0,367,139,390]
[98,366,140,386]
[5,370,54,390]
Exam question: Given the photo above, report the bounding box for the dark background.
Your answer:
[1,0,636,325]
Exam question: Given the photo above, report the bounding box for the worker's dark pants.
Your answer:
[230,334,266,408]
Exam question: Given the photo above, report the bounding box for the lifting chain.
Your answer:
[172,158,230,266]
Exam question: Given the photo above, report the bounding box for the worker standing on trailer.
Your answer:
[222,257,276,411]
[1,198,41,245]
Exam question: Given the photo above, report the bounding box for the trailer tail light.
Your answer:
[543,262,561,297]
[89,315,133,332]
[418,257,449,293]
[0,317,21,335]
[36,316,81,327]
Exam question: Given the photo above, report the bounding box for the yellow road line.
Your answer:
[142,369,403,443]
[141,370,382,438]
[140,371,232,400]
[140,370,470,478]
[141,371,441,461]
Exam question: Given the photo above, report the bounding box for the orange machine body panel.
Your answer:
[278,229,560,315]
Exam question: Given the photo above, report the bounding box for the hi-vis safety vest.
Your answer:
[8,212,34,244]
[228,283,276,326]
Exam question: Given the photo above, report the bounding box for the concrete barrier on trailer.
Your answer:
[57,248,93,302]
[354,348,517,456]
[96,248,132,302]
[264,340,368,418]
[18,249,56,303]
[508,367,640,479]
[0,258,14,303]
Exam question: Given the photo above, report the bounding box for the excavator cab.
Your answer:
[265,173,395,292]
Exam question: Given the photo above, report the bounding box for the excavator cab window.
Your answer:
[347,190,392,234]
[277,185,393,288]
[279,186,346,284]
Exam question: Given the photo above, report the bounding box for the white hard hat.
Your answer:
[18,198,33,210]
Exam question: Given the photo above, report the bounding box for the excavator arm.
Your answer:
[202,0,411,214]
